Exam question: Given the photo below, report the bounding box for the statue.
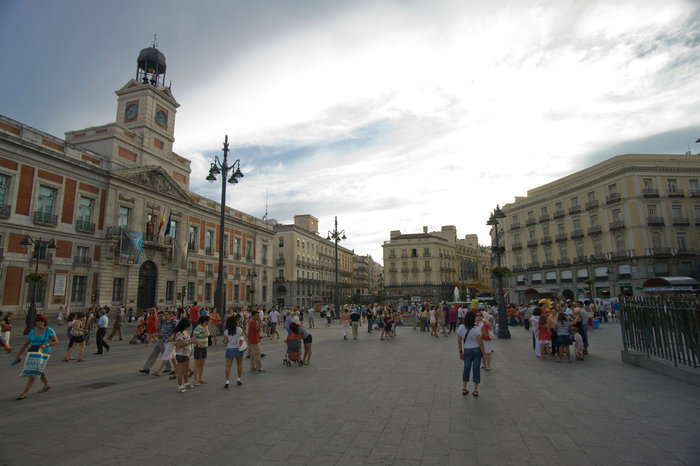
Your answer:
[453,286,460,302]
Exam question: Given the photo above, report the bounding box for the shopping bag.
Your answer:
[20,351,50,377]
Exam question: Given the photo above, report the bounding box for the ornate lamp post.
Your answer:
[20,235,56,335]
[248,269,258,308]
[327,216,346,318]
[206,135,244,320]
[487,205,510,339]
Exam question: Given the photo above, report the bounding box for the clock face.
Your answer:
[125,104,138,120]
[155,109,168,126]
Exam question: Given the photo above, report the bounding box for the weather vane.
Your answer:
[152,34,158,48]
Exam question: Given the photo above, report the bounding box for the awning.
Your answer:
[642,276,700,292]
[523,288,557,297]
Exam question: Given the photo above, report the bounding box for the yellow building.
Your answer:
[499,153,700,302]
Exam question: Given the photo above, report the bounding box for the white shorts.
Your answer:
[162,342,176,361]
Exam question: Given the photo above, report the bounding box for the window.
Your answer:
[234,284,240,302]
[559,244,568,260]
[527,210,534,221]
[571,197,579,207]
[590,214,598,226]
[593,239,602,256]
[188,225,197,247]
[653,263,667,275]
[234,237,241,258]
[643,178,653,189]
[690,179,699,194]
[37,186,56,215]
[411,248,417,257]
[222,234,229,255]
[647,205,658,217]
[557,223,565,234]
[112,277,124,303]
[544,247,552,262]
[424,248,430,257]
[608,184,618,195]
[76,245,89,262]
[515,252,522,266]
[0,174,9,207]
[612,209,622,222]
[543,226,550,237]
[205,283,212,302]
[575,241,584,258]
[530,249,538,264]
[615,235,626,252]
[652,232,662,249]
[541,206,548,215]
[694,205,700,220]
[166,281,174,303]
[279,237,284,248]
[170,220,178,239]
[677,234,687,250]
[667,179,678,193]
[70,275,87,305]
[246,240,253,260]
[262,244,268,264]
[187,282,195,301]
[587,191,595,202]
[514,232,521,243]
[28,276,47,306]
[118,207,130,228]
[573,219,582,230]
[262,285,267,301]
[529,229,535,240]
[78,197,93,223]
[278,269,285,279]
[671,205,682,219]
[205,230,214,250]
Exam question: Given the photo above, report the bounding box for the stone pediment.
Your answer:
[112,166,192,204]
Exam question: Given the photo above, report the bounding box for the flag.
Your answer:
[147,208,154,235]
[157,209,166,235]
[164,211,172,237]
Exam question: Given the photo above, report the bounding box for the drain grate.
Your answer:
[82,382,118,389]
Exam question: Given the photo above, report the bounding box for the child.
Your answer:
[537,315,551,359]
[572,327,584,361]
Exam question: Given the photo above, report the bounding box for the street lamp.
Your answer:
[248,268,258,308]
[206,135,244,321]
[20,235,56,335]
[487,205,510,339]
[327,216,346,318]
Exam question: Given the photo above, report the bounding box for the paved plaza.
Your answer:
[1,319,698,465]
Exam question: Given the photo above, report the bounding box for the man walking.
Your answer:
[268,307,280,340]
[94,309,111,355]
[307,305,315,328]
[108,307,124,341]
[350,307,361,340]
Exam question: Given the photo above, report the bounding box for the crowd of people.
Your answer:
[5,295,611,400]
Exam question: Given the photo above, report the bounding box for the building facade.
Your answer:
[0,46,273,317]
[382,226,488,303]
[498,153,700,302]
[272,214,354,308]
[352,254,383,303]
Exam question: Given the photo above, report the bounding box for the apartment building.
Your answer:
[382,226,488,303]
[499,153,700,302]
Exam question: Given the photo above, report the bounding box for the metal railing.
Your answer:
[620,296,699,369]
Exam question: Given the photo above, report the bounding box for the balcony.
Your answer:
[205,247,215,256]
[527,239,539,247]
[569,206,581,215]
[0,204,11,218]
[690,189,700,198]
[526,218,536,226]
[591,254,607,263]
[667,188,684,198]
[542,260,555,268]
[573,256,587,265]
[555,233,568,242]
[33,211,57,226]
[205,271,214,279]
[672,217,690,226]
[606,193,621,204]
[510,221,521,230]
[423,267,432,272]
[527,262,540,270]
[557,258,570,266]
[642,187,659,197]
[511,242,522,250]
[553,209,565,219]
[274,277,285,283]
[539,214,550,223]
[610,250,629,260]
[144,234,168,248]
[647,216,665,226]
[540,236,552,245]
[246,256,253,262]
[187,241,198,252]
[187,267,197,276]
[276,258,286,265]
[649,247,673,257]
[585,200,599,210]
[677,247,695,257]
[512,265,524,273]
[75,219,95,233]
[570,229,584,239]
[587,225,601,235]
[609,220,625,231]
[73,256,92,266]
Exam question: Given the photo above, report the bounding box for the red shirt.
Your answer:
[189,306,200,323]
[248,319,261,344]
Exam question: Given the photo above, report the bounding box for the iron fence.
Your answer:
[620,296,699,368]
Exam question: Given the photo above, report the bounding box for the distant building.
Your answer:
[382,226,488,304]
[272,214,353,308]
[497,153,700,302]
[353,254,382,303]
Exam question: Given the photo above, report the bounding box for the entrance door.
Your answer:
[137,261,157,309]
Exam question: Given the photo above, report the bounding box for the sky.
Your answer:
[1,0,699,264]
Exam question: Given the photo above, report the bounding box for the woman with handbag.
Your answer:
[13,315,58,400]
[456,311,486,397]
[223,314,244,388]
[1,311,13,345]
[63,313,88,362]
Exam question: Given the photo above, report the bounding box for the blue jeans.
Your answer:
[462,347,482,383]
[420,317,428,332]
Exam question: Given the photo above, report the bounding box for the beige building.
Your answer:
[353,254,383,303]
[0,46,273,317]
[272,214,354,308]
[382,226,488,303]
[498,153,700,302]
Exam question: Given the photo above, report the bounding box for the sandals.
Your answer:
[151,372,161,377]
[472,390,479,397]
[169,375,177,380]
[462,389,468,396]
[38,386,51,393]
[16,393,28,400]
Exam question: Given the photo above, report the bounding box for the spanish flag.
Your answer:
[157,209,166,235]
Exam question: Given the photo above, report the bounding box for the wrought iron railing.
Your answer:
[620,296,699,369]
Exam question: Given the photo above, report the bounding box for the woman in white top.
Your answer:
[456,311,486,397]
[223,314,244,388]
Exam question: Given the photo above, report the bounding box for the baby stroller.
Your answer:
[283,333,304,366]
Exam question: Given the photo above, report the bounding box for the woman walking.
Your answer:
[456,311,485,397]
[1,311,13,345]
[299,323,313,365]
[340,308,350,341]
[13,315,58,400]
[223,315,244,388]
[63,312,88,362]
[555,312,572,363]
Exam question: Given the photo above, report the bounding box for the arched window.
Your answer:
[652,232,662,249]
[593,238,602,256]
[544,247,553,262]
[615,234,626,252]
[575,241,584,258]
[559,244,568,260]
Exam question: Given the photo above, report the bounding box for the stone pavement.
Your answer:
[0,319,698,465]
